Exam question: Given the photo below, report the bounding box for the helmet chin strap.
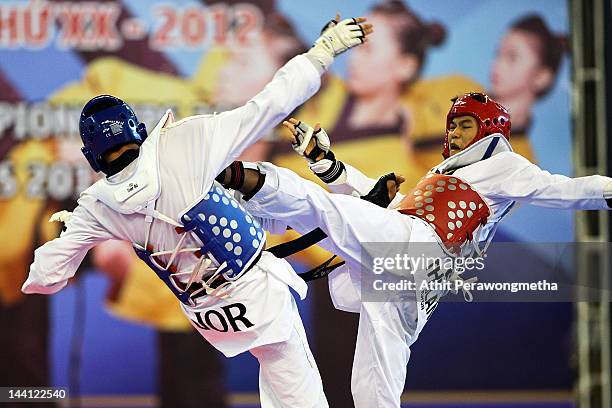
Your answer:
[105,148,140,176]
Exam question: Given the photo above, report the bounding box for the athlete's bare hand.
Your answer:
[387,174,406,202]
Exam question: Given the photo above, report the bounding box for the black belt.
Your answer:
[187,228,344,300]
[267,228,345,282]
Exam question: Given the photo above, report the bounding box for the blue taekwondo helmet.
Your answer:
[79,95,148,173]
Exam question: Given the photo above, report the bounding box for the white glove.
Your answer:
[49,210,72,224]
[306,16,371,72]
[290,120,331,163]
[315,17,367,57]
[282,117,346,184]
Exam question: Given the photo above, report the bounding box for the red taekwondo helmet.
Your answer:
[442,92,511,159]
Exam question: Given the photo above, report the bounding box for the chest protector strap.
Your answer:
[132,182,266,306]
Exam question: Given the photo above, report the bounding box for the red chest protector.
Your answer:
[397,173,490,253]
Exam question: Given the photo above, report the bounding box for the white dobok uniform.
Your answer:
[22,55,329,408]
[243,134,612,408]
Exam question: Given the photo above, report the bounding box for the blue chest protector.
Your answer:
[133,182,266,306]
[180,182,265,279]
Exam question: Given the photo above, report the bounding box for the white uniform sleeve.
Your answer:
[184,55,321,179]
[322,162,407,208]
[22,204,114,295]
[327,163,377,196]
[479,152,611,210]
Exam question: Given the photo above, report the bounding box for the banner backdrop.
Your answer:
[0,0,572,396]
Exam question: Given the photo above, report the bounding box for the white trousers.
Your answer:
[352,301,419,408]
[250,297,328,408]
[181,251,328,407]
[244,163,429,408]
[246,163,415,267]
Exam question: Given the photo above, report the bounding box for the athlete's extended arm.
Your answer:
[194,16,373,178]
[472,151,612,210]
[22,200,114,294]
